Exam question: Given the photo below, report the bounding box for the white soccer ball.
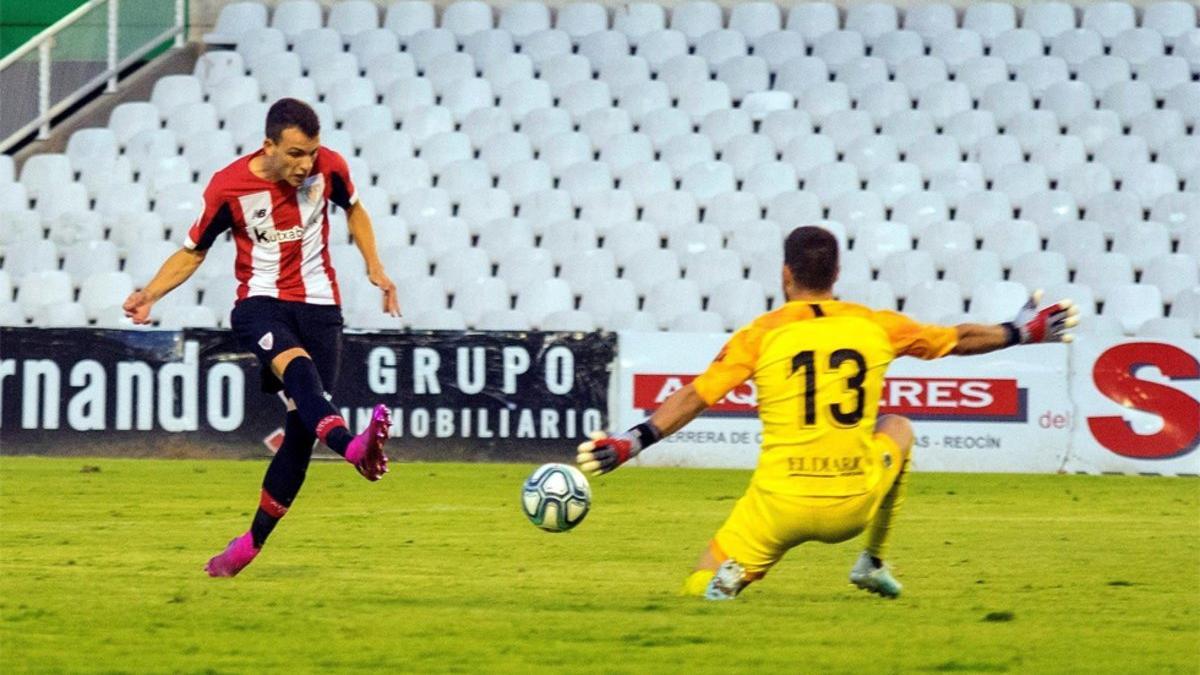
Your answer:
[521,463,591,532]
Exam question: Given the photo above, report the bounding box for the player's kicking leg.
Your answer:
[206,340,391,576]
[849,414,914,598]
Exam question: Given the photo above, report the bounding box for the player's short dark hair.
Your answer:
[265,98,320,142]
[784,226,839,291]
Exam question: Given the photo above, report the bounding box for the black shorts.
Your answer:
[230,296,344,395]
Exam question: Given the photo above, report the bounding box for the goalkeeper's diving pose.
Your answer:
[578,226,1079,600]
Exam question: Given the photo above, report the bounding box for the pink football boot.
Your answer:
[344,404,391,481]
[204,532,260,577]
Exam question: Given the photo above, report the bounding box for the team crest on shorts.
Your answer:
[258,332,274,351]
[883,452,893,469]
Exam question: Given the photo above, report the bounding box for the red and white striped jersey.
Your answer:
[184,147,358,306]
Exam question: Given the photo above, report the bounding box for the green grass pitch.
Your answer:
[1,457,1196,673]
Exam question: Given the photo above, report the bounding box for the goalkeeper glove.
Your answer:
[576,423,662,476]
[1005,290,1080,344]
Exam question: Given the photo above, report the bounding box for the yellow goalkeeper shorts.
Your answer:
[712,434,905,579]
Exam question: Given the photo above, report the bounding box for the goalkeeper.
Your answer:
[578,226,1078,600]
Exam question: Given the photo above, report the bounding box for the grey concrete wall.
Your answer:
[188,0,1170,41]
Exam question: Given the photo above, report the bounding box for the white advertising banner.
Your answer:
[614,332,1072,473]
[1066,336,1200,476]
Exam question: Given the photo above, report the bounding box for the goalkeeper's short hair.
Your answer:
[784,226,839,292]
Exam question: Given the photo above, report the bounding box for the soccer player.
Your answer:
[122,98,400,577]
[578,226,1079,600]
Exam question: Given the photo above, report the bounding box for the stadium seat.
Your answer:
[928,162,985,208]
[1143,2,1197,47]
[827,191,884,236]
[575,275,635,326]
[492,2,545,41]
[204,1,267,44]
[272,0,322,42]
[1102,81,1155,126]
[15,269,72,320]
[1141,254,1200,305]
[19,154,72,201]
[641,191,700,236]
[805,162,860,207]
[643,278,702,328]
[853,222,912,268]
[696,29,748,69]
[958,56,1009,100]
[442,276,507,328]
[878,250,937,297]
[681,248,743,297]
[842,134,899,177]
[670,2,722,46]
[1074,252,1135,301]
[1082,2,1136,45]
[534,309,593,332]
[1137,317,1195,340]
[459,187,516,232]
[823,109,876,153]
[867,162,922,208]
[1112,222,1172,271]
[893,192,949,238]
[1077,55,1131,97]
[880,111,937,154]
[514,278,574,327]
[903,280,964,323]
[1152,193,1200,236]
[482,244,550,295]
[781,136,836,178]
[969,280,1030,323]
[1009,251,1070,291]
[931,30,984,72]
[904,4,957,44]
[441,0,492,38]
[463,306,526,330]
[664,310,723,332]
[964,3,1017,46]
[844,3,897,45]
[943,111,998,155]
[981,220,1041,267]
[1168,287,1200,335]
[611,3,663,45]
[834,279,897,310]
[952,192,1014,237]
[235,27,286,67]
[1122,165,1180,211]
[1111,28,1164,67]
[621,248,681,295]
[1083,191,1143,238]
[1104,283,1164,334]
[1059,162,1114,205]
[78,271,133,321]
[708,279,769,330]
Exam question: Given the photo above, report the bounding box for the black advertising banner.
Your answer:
[0,328,616,461]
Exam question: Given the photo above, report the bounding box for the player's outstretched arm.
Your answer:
[577,383,709,475]
[345,201,400,316]
[952,291,1079,356]
[122,248,206,324]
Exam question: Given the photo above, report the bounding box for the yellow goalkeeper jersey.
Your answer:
[692,300,959,497]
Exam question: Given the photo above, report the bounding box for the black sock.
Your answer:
[282,357,353,456]
[250,411,315,547]
[870,555,884,568]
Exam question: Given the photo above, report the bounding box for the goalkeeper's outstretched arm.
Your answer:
[952,291,1080,356]
[576,384,709,476]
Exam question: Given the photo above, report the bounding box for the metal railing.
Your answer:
[0,0,186,153]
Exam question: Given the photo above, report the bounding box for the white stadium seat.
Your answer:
[1104,283,1163,334]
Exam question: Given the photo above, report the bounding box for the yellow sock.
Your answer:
[680,569,715,597]
[866,461,910,560]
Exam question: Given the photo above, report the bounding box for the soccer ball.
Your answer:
[521,463,591,532]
